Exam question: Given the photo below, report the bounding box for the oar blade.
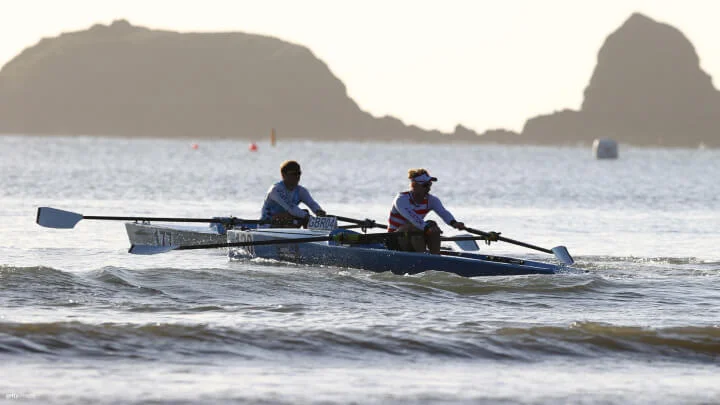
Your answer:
[452,233,480,251]
[128,244,177,255]
[551,246,574,265]
[36,207,83,229]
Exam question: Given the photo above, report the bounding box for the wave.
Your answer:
[0,266,172,306]
[368,270,613,296]
[576,254,720,267]
[494,321,720,360]
[581,255,705,265]
[572,256,720,277]
[0,265,90,307]
[3,261,709,310]
[0,263,603,303]
[1,320,717,362]
[0,265,76,286]
[1,264,247,294]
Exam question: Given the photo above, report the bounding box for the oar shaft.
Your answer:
[495,236,553,254]
[133,231,409,254]
[440,235,490,242]
[174,235,334,250]
[465,227,553,254]
[82,215,265,224]
[333,215,388,229]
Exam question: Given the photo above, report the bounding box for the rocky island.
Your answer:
[1,14,718,147]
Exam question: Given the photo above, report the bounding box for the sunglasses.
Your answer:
[284,171,302,176]
[415,182,431,188]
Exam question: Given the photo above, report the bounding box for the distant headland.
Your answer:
[1,13,719,147]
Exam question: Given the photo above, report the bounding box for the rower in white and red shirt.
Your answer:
[387,169,466,254]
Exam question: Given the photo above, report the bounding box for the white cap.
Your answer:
[411,173,437,184]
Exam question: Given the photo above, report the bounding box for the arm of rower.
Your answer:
[298,187,323,215]
[428,195,456,226]
[268,187,309,218]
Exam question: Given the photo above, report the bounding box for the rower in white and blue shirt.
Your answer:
[260,160,326,227]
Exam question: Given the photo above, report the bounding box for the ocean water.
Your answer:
[1,135,719,404]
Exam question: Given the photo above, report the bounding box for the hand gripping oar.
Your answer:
[129,231,402,255]
[464,227,574,265]
[36,207,265,229]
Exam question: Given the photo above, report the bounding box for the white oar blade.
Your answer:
[128,244,177,255]
[551,246,574,265]
[36,207,83,229]
[453,233,480,251]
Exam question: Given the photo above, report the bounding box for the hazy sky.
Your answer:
[2,0,719,133]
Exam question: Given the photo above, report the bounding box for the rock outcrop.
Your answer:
[0,20,481,142]
[2,15,720,147]
[522,13,720,147]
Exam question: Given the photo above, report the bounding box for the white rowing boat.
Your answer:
[124,222,227,247]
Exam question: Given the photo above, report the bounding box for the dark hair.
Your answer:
[280,160,301,174]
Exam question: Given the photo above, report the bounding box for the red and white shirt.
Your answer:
[387,191,456,232]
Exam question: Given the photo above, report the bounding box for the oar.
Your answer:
[440,235,488,242]
[440,234,492,251]
[129,231,403,255]
[36,207,265,229]
[332,215,388,230]
[464,227,574,265]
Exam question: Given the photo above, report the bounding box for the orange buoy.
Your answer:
[191,143,199,150]
[249,142,258,152]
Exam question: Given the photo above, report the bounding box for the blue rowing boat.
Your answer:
[36,207,572,277]
[226,228,562,277]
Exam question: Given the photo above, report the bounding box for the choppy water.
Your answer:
[1,135,719,404]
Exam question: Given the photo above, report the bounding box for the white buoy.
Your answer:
[592,138,618,159]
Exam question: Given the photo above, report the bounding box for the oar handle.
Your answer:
[465,227,553,254]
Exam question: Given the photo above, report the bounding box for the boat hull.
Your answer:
[227,229,560,277]
[125,222,226,246]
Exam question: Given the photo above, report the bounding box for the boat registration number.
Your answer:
[154,230,173,246]
[308,216,338,231]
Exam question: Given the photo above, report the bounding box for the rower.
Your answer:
[386,168,499,254]
[260,160,326,228]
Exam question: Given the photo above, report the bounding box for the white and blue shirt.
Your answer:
[260,181,323,221]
